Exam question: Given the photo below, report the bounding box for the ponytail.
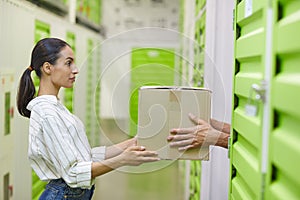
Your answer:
[17,67,35,118]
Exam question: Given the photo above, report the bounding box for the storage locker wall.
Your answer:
[265,0,300,199]
[0,70,14,200]
[230,0,300,199]
[229,0,268,199]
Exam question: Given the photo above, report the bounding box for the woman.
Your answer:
[17,38,159,199]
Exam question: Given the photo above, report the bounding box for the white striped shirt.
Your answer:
[27,95,105,189]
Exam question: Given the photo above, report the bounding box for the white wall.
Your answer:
[201,1,235,200]
[101,0,180,37]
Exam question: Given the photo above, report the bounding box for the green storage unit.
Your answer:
[85,38,94,145]
[94,41,101,146]
[193,11,206,88]
[64,31,76,112]
[129,47,175,137]
[189,160,201,200]
[230,0,300,199]
[229,0,268,199]
[265,0,300,199]
[4,92,10,135]
[32,19,50,200]
[84,38,100,147]
[77,0,101,25]
[195,0,206,16]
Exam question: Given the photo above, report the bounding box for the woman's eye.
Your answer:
[66,61,72,66]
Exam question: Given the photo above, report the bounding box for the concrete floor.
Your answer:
[92,119,186,200]
[93,161,184,200]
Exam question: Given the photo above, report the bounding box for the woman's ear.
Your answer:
[42,62,52,75]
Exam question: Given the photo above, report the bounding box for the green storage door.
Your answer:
[94,39,101,147]
[266,1,300,199]
[193,10,206,88]
[229,0,268,199]
[84,38,100,147]
[129,47,175,137]
[32,20,50,200]
[86,39,94,145]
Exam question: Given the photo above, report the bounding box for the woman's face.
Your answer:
[50,45,78,89]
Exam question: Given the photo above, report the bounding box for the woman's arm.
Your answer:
[91,145,159,178]
[104,137,137,159]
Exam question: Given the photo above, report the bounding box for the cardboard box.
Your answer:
[137,86,212,160]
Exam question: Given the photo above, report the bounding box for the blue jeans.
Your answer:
[39,179,95,200]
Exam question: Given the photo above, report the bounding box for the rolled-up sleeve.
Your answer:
[91,146,106,162]
[69,162,92,188]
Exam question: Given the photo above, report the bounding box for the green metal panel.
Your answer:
[129,47,175,137]
[76,0,101,24]
[34,20,50,42]
[4,92,10,135]
[94,40,101,146]
[189,160,201,200]
[65,32,76,113]
[266,0,300,199]
[32,19,50,200]
[193,13,205,88]
[89,0,101,24]
[229,0,269,199]
[84,38,100,147]
[86,38,94,145]
[195,0,206,16]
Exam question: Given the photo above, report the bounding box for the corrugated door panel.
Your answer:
[231,172,255,200]
[266,0,300,199]
[233,107,261,147]
[230,0,268,199]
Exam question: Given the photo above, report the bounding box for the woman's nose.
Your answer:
[72,65,79,74]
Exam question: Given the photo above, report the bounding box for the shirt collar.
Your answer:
[27,95,59,111]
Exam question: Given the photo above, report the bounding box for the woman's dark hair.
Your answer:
[17,38,70,118]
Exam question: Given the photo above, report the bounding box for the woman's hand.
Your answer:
[105,137,138,159]
[91,145,160,178]
[167,113,228,151]
[116,145,160,166]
